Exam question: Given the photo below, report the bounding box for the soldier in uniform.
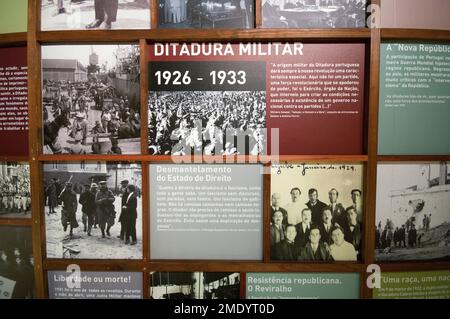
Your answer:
[45,178,59,215]
[58,181,79,238]
[79,183,98,235]
[95,181,116,238]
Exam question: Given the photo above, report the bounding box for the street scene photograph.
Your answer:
[376,162,450,261]
[42,44,141,155]
[41,0,150,31]
[150,272,240,299]
[43,162,143,259]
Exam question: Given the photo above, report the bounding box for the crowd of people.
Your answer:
[0,228,34,299]
[43,79,141,154]
[148,91,266,155]
[45,178,139,245]
[0,167,31,216]
[270,187,363,261]
[376,214,433,251]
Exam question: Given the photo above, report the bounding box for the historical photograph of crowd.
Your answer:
[0,226,35,299]
[270,163,364,261]
[41,0,150,31]
[150,272,240,299]
[148,91,266,155]
[262,0,367,28]
[42,44,141,155]
[158,0,253,29]
[43,162,142,259]
[0,162,31,219]
[376,162,450,261]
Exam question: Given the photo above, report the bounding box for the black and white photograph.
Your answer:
[270,163,364,261]
[376,162,450,261]
[262,0,367,28]
[148,91,266,155]
[42,44,141,155]
[41,0,151,31]
[158,0,253,29]
[43,162,143,259]
[0,162,31,219]
[0,226,35,299]
[150,272,240,299]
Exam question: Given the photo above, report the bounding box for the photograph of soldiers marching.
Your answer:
[0,226,35,299]
[148,91,266,155]
[43,162,142,259]
[0,162,31,219]
[42,44,141,155]
[270,163,363,261]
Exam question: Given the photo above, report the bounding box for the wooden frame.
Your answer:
[0,0,448,299]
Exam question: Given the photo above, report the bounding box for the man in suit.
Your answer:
[344,207,362,255]
[300,226,332,261]
[329,225,357,261]
[271,193,288,226]
[306,188,328,226]
[295,208,312,249]
[274,224,301,260]
[346,189,363,224]
[285,187,303,226]
[318,207,333,245]
[408,224,417,248]
[118,179,130,240]
[270,210,286,248]
[399,224,406,248]
[86,0,119,30]
[270,210,286,259]
[123,184,138,245]
[328,188,347,228]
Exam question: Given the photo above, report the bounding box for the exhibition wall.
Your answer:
[0,0,449,299]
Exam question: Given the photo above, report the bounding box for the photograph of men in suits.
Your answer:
[300,226,332,261]
[270,163,364,262]
[328,188,347,228]
[306,188,328,226]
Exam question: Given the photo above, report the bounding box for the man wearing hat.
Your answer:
[117,180,130,240]
[70,112,88,145]
[95,181,116,238]
[79,183,98,236]
[58,182,79,238]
